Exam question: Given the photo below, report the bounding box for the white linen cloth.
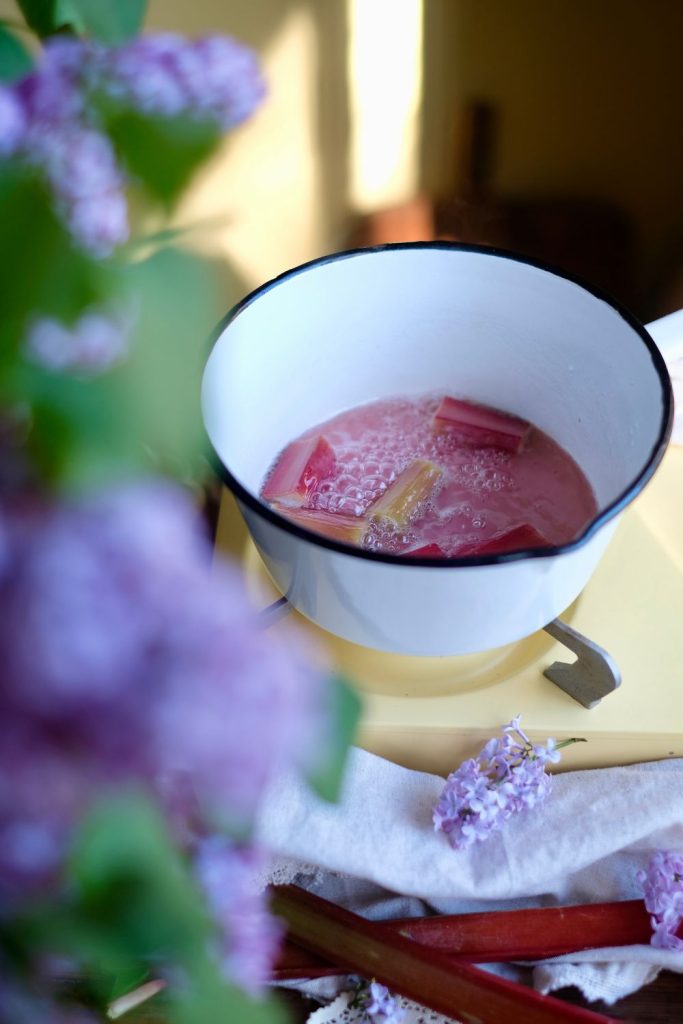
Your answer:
[256,748,683,1010]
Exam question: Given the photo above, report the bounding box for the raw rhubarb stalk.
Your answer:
[272,899,655,981]
[272,504,367,545]
[433,396,531,453]
[458,523,550,557]
[262,434,336,506]
[369,460,442,529]
[269,885,619,1024]
[404,542,447,558]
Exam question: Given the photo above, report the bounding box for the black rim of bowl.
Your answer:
[203,241,674,568]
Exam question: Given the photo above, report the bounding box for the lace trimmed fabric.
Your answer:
[305,991,457,1024]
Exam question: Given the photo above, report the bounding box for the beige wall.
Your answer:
[145,0,349,296]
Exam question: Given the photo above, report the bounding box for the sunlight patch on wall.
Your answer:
[347,0,424,211]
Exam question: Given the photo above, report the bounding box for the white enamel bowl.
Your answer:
[202,244,673,656]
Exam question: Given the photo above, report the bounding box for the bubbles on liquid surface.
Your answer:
[264,391,598,554]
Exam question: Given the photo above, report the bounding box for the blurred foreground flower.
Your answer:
[25,307,132,374]
[195,838,282,996]
[637,850,683,951]
[5,32,265,255]
[0,85,25,154]
[0,7,358,1021]
[433,717,582,850]
[0,481,326,900]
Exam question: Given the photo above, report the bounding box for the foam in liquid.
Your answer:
[261,394,598,556]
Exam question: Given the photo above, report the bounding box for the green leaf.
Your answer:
[170,976,288,1024]
[115,246,222,483]
[15,0,83,36]
[0,25,33,82]
[15,0,147,39]
[66,0,147,43]
[306,674,362,803]
[4,257,220,495]
[15,0,59,36]
[12,361,143,489]
[66,792,289,1023]
[102,104,220,205]
[70,791,212,965]
[0,165,112,371]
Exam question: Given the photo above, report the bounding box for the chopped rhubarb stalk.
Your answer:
[433,396,531,453]
[458,523,550,557]
[262,434,336,506]
[404,542,447,558]
[273,504,367,545]
[369,460,443,528]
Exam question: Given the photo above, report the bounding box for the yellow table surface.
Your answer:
[216,446,683,774]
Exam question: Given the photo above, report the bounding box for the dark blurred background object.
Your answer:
[353,0,683,321]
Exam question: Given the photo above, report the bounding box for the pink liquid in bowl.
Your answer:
[260,394,598,558]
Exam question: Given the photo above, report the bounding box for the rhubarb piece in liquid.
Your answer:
[405,542,447,558]
[433,396,531,454]
[369,460,443,529]
[457,523,550,557]
[262,434,336,506]
[260,394,597,558]
[272,504,368,545]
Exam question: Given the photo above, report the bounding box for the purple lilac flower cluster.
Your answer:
[194,837,283,994]
[637,850,683,951]
[25,306,132,374]
[0,482,325,991]
[432,716,561,850]
[360,981,405,1023]
[1,33,264,256]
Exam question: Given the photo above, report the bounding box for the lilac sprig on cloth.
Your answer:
[432,716,582,850]
[637,850,683,951]
[352,981,404,1023]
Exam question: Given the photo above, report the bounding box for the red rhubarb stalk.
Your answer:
[269,885,619,1024]
[272,504,367,545]
[272,899,654,980]
[262,434,336,506]
[458,522,551,557]
[433,396,531,453]
[404,542,447,558]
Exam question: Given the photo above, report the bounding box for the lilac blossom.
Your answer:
[0,724,85,901]
[16,38,88,127]
[5,33,264,255]
[637,850,683,951]
[0,85,25,155]
[360,981,405,1023]
[194,837,282,995]
[184,35,267,128]
[0,481,327,892]
[101,33,266,128]
[24,124,128,255]
[432,717,565,850]
[26,307,131,375]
